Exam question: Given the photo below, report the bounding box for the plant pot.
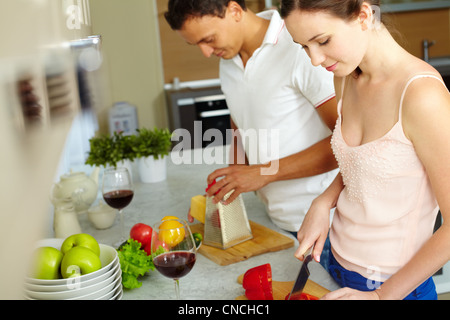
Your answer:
[106,159,134,181]
[138,155,167,183]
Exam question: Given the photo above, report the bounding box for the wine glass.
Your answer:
[151,218,197,299]
[102,167,134,247]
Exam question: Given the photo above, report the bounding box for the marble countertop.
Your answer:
[71,146,340,300]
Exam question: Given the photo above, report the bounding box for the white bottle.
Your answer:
[53,198,82,239]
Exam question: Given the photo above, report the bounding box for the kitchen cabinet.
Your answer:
[156,0,271,84]
[385,8,450,59]
[156,0,221,84]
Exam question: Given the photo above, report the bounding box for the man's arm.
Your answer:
[206,98,338,204]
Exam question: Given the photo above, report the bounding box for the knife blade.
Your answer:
[288,248,313,300]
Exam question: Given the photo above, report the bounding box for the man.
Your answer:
[165,0,338,235]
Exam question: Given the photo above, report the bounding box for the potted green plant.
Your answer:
[132,127,172,183]
[85,131,135,173]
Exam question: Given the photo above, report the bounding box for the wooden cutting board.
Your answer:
[236,273,330,300]
[190,220,294,266]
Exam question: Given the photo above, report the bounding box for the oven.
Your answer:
[166,86,231,149]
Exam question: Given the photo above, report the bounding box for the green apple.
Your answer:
[61,233,100,256]
[60,246,102,278]
[30,247,63,280]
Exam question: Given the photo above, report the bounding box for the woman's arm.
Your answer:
[296,173,344,262]
[376,76,450,300]
[324,76,450,300]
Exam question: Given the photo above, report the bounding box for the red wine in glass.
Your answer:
[102,167,134,247]
[103,189,134,209]
[153,251,196,279]
[151,219,197,299]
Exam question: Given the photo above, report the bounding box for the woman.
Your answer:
[281,0,450,299]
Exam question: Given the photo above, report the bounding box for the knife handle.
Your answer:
[304,246,313,259]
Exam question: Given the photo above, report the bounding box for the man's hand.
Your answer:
[205,164,273,204]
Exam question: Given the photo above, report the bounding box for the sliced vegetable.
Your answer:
[285,292,319,300]
[242,264,273,300]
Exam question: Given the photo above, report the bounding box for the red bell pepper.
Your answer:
[205,179,220,195]
[242,264,273,300]
[285,292,319,300]
[206,180,221,228]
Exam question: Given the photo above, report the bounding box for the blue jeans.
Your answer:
[328,250,437,300]
[289,231,437,300]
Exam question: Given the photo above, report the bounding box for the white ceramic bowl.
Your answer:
[88,201,117,230]
[24,258,119,292]
[68,274,121,300]
[25,238,118,286]
[112,290,123,300]
[96,279,123,300]
[24,264,121,300]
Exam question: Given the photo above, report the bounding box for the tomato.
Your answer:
[152,237,169,252]
[130,223,153,255]
[242,264,273,300]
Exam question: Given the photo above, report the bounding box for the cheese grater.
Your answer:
[203,181,253,249]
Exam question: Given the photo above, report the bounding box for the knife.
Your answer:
[288,247,313,300]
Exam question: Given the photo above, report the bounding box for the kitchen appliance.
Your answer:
[108,101,139,136]
[203,181,253,250]
[166,86,231,149]
[288,248,313,300]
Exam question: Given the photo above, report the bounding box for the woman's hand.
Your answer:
[295,197,331,263]
[321,287,380,300]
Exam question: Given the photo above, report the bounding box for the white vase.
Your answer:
[138,155,167,183]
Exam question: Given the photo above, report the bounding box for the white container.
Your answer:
[88,201,117,230]
[52,198,82,238]
[108,101,138,136]
[138,155,167,183]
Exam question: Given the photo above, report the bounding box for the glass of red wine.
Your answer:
[151,218,197,299]
[102,167,134,247]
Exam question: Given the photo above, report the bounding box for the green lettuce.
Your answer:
[117,239,162,289]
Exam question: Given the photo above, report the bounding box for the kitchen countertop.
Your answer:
[69,145,340,300]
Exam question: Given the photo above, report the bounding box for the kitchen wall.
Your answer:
[156,0,271,84]
[89,0,167,134]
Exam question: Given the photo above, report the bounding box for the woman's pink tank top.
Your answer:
[330,75,444,281]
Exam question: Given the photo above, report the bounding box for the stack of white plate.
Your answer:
[23,238,122,300]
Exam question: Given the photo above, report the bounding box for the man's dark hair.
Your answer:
[164,0,247,30]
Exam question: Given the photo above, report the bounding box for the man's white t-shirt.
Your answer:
[220,10,338,232]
